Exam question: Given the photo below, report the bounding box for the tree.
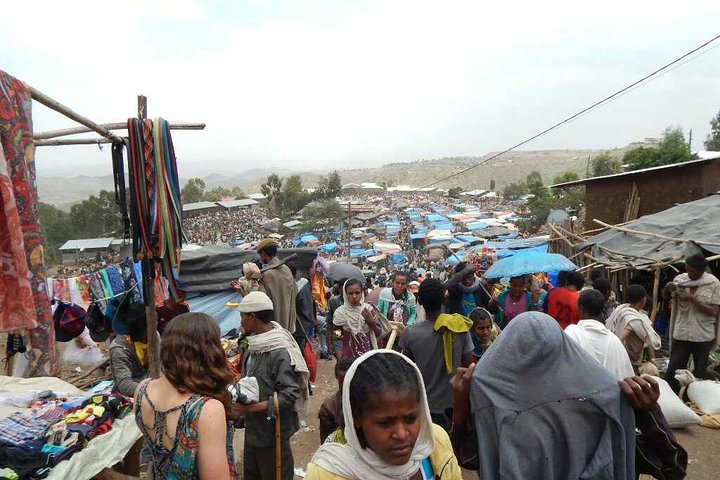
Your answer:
[502,182,528,200]
[705,110,720,151]
[591,152,622,177]
[181,178,205,203]
[624,127,693,171]
[489,179,496,191]
[448,187,464,198]
[261,174,284,214]
[313,171,342,200]
[302,199,343,236]
[68,190,123,238]
[203,186,245,201]
[38,202,73,261]
[279,175,311,218]
[552,171,584,212]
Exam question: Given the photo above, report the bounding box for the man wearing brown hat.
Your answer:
[257,238,298,333]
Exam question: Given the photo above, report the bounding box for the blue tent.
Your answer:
[466,221,488,230]
[410,233,426,240]
[445,250,465,266]
[425,214,449,223]
[454,234,482,246]
[434,223,455,231]
[300,234,319,244]
[389,252,407,264]
[320,242,337,253]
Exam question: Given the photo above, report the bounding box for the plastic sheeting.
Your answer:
[187,290,240,335]
[581,194,720,269]
[180,246,318,293]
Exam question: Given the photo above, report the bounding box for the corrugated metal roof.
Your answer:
[183,201,220,211]
[217,199,259,208]
[59,238,114,251]
[247,193,266,200]
[551,157,720,189]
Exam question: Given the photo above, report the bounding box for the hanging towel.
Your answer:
[433,313,473,374]
[68,278,83,305]
[99,269,113,299]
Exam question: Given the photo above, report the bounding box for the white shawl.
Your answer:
[310,350,435,479]
[333,280,379,349]
[246,321,309,412]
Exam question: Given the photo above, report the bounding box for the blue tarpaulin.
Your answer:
[389,252,407,264]
[445,250,465,266]
[188,291,240,335]
[466,221,488,230]
[320,243,337,253]
[454,235,482,245]
[484,251,577,279]
[425,214,449,224]
[434,223,455,231]
[410,233,426,240]
[300,234,319,244]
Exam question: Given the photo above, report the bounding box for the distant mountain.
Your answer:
[37,148,632,209]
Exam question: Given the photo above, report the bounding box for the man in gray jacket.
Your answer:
[109,304,148,397]
[237,291,307,480]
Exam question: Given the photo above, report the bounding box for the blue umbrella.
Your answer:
[484,251,577,279]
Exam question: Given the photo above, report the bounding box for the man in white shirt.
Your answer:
[665,254,720,392]
[566,289,635,380]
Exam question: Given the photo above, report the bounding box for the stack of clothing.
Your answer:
[0,392,133,479]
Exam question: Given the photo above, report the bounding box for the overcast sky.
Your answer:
[2,0,720,177]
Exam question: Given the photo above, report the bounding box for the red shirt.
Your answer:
[546,287,580,329]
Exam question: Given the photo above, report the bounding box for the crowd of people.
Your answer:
[105,225,720,479]
[182,208,293,248]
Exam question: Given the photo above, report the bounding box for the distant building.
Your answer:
[551,156,720,229]
[247,193,268,204]
[216,198,260,211]
[59,238,127,265]
[183,201,222,217]
[341,183,384,195]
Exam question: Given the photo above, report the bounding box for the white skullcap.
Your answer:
[238,291,274,312]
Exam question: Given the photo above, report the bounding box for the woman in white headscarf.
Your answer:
[333,278,390,359]
[307,350,462,479]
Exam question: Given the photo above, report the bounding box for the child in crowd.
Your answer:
[307,350,462,479]
[318,358,353,443]
[333,279,388,360]
[469,308,499,362]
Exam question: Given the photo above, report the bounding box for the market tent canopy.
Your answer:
[579,194,720,269]
[180,246,318,293]
[484,251,577,279]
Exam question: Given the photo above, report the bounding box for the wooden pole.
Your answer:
[273,392,281,480]
[35,137,114,147]
[650,267,661,323]
[346,202,352,262]
[138,94,161,379]
[34,121,206,140]
[27,84,123,143]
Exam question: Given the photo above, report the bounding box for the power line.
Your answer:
[423,32,720,188]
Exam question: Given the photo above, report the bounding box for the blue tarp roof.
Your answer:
[425,214,449,223]
[445,250,465,266]
[466,221,488,230]
[320,243,337,252]
[410,233,426,240]
[454,235,482,245]
[188,291,240,335]
[434,223,455,231]
[300,234,319,243]
[389,252,407,264]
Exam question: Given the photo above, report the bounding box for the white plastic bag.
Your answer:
[653,376,701,428]
[687,380,720,415]
[62,328,104,367]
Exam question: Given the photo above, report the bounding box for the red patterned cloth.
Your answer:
[0,70,56,374]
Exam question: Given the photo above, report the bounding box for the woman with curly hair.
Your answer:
[134,312,239,480]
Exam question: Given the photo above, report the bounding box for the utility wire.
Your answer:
[423,32,720,188]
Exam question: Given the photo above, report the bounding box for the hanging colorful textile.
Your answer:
[0,70,56,375]
[127,118,183,301]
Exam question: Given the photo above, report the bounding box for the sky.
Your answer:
[2,0,720,177]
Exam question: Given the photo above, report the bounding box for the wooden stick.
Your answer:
[385,327,399,350]
[592,219,720,248]
[650,267,661,323]
[34,121,206,140]
[35,137,113,147]
[67,358,109,385]
[274,391,281,480]
[27,84,123,143]
[581,220,633,236]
